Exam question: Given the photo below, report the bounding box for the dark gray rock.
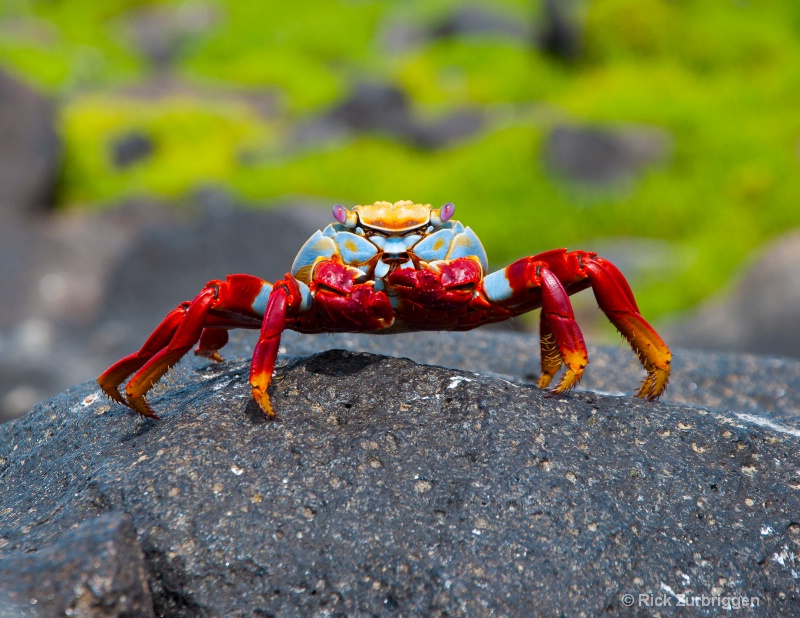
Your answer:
[111,131,155,168]
[536,0,583,61]
[295,82,484,150]
[665,230,800,360]
[408,109,485,150]
[1,345,799,616]
[429,6,529,41]
[272,330,800,427]
[0,69,61,219]
[542,124,672,188]
[0,512,154,617]
[123,3,219,69]
[380,7,529,54]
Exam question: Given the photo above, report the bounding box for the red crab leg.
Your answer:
[194,327,229,362]
[531,249,671,399]
[124,287,218,418]
[536,267,589,393]
[580,256,671,400]
[494,258,589,393]
[249,261,393,418]
[98,274,272,418]
[249,282,291,419]
[483,249,670,399]
[97,305,186,407]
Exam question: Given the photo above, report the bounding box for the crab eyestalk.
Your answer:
[332,203,358,228]
[430,202,455,226]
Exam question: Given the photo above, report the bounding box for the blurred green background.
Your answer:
[2,0,799,324]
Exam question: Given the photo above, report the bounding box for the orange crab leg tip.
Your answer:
[250,378,277,419]
[249,360,279,420]
[125,350,183,402]
[126,394,160,420]
[195,350,225,362]
[538,335,588,393]
[634,360,671,401]
[98,355,148,405]
[550,347,589,394]
[98,377,127,406]
[609,313,672,400]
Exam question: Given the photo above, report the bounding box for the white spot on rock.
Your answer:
[448,376,473,389]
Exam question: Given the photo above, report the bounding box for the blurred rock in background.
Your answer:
[124,2,220,70]
[429,5,530,42]
[295,81,485,151]
[542,124,673,188]
[665,231,800,358]
[535,0,584,62]
[381,4,531,53]
[0,69,61,219]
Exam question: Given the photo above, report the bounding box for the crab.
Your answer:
[98,200,671,419]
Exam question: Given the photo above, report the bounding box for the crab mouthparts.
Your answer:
[381,252,410,265]
[374,253,415,279]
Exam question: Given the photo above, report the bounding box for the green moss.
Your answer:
[393,39,566,105]
[60,96,276,203]
[180,1,387,112]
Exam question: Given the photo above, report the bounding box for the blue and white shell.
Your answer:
[291,220,489,290]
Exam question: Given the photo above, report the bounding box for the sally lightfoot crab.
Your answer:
[98,200,671,419]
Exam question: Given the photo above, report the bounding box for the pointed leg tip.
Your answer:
[98,377,128,406]
[252,387,278,421]
[634,368,670,401]
[127,394,160,420]
[195,349,225,363]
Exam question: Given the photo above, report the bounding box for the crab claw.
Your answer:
[387,258,482,310]
[313,259,395,330]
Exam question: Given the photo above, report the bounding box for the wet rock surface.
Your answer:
[274,330,800,427]
[1,343,799,616]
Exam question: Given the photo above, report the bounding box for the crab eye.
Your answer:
[441,202,455,222]
[332,203,348,224]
